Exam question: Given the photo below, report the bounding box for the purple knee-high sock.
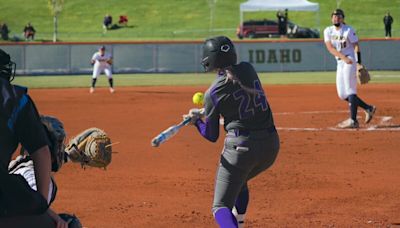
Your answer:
[214,207,238,228]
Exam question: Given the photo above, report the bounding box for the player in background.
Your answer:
[324,9,376,129]
[90,45,114,94]
[0,49,68,228]
[186,36,280,228]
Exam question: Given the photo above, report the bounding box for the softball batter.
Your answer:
[187,36,280,227]
[324,9,376,128]
[90,45,114,93]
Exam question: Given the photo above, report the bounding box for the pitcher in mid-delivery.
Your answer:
[324,9,376,128]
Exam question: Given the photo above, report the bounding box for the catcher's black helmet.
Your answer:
[201,36,237,72]
[40,115,66,172]
[0,48,16,81]
[332,9,345,18]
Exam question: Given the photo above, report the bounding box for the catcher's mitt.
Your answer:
[357,64,370,84]
[65,128,112,169]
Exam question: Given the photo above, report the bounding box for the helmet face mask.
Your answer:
[40,115,66,172]
[0,49,16,82]
[201,36,237,72]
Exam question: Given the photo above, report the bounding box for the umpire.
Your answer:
[0,49,68,227]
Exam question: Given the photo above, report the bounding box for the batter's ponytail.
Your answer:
[223,67,262,96]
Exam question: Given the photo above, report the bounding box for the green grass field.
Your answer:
[12,71,400,89]
[0,0,399,41]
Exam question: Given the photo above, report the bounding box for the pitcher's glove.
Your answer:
[357,64,370,84]
[65,128,112,169]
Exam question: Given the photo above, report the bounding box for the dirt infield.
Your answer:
[30,84,400,228]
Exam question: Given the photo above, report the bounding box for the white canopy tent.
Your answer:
[239,0,320,32]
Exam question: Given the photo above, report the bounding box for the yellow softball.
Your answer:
[192,92,204,106]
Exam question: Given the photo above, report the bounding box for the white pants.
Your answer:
[92,65,112,79]
[336,56,357,100]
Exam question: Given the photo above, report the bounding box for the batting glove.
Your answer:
[183,108,204,125]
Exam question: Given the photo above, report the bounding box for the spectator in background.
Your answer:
[118,15,128,26]
[284,8,289,21]
[23,22,36,41]
[1,23,10,40]
[103,14,112,33]
[276,10,287,37]
[383,11,394,39]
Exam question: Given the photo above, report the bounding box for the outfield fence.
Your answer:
[0,39,399,75]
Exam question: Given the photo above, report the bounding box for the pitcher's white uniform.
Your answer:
[91,51,113,79]
[324,24,358,100]
[323,9,376,129]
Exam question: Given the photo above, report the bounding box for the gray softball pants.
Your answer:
[212,127,280,212]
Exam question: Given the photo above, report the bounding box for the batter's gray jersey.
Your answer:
[204,62,274,131]
[197,62,279,212]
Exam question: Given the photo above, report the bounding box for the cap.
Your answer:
[99,45,106,50]
[332,9,345,18]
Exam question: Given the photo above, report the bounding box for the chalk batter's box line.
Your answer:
[276,126,400,132]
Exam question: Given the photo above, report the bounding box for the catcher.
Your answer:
[0,48,69,228]
[8,115,113,227]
